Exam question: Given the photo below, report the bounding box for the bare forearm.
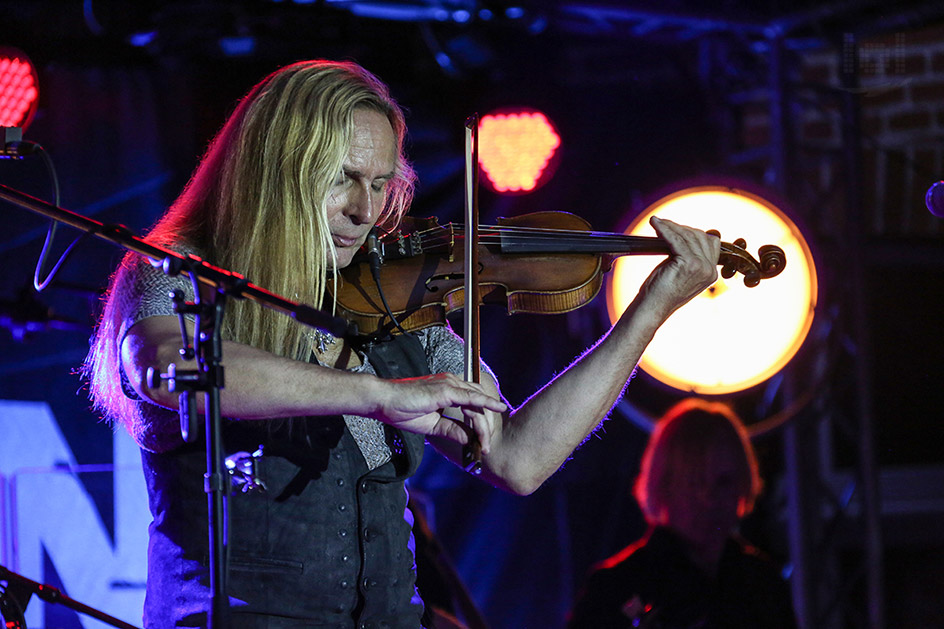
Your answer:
[122,318,383,419]
[481,294,665,494]
[479,217,719,494]
[122,316,507,451]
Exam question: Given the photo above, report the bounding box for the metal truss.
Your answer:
[696,27,886,629]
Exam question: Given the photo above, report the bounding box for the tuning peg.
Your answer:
[742,273,761,288]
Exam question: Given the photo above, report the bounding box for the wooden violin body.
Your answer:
[336,212,605,336]
[332,211,786,337]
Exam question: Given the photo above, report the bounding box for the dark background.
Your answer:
[2,1,943,627]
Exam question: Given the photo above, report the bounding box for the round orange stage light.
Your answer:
[606,186,817,395]
[0,48,40,130]
[478,109,560,194]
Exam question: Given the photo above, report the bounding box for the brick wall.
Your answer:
[741,22,944,238]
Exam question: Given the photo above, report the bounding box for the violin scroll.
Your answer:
[708,230,786,288]
[758,244,787,277]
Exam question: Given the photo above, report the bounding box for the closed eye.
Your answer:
[372,177,392,192]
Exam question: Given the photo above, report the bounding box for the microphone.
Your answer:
[364,226,407,335]
[926,181,944,218]
[365,227,383,273]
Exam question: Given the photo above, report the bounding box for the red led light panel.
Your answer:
[0,49,39,129]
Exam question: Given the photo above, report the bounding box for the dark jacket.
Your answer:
[568,526,797,629]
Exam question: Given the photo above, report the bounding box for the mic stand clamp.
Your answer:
[146,289,207,444]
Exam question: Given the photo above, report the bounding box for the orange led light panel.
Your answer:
[478,110,560,193]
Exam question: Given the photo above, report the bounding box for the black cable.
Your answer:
[366,227,407,336]
[20,141,91,293]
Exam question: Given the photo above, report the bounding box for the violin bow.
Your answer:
[462,114,483,474]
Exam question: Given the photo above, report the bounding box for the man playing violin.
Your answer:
[84,60,720,628]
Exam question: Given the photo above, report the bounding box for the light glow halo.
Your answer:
[606,186,817,395]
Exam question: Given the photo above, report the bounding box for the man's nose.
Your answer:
[346,183,374,225]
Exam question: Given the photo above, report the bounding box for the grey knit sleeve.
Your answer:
[115,255,196,346]
[420,324,500,389]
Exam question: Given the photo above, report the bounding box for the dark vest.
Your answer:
[141,334,431,629]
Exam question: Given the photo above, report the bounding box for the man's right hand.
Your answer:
[373,373,507,454]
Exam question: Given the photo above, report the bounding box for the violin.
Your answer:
[332,210,786,338]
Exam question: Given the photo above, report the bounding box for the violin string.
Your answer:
[479,224,630,239]
[415,225,642,243]
[408,223,738,250]
[413,225,653,253]
[414,223,632,239]
[395,223,747,269]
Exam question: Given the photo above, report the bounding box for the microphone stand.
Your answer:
[0,565,140,629]
[0,183,354,627]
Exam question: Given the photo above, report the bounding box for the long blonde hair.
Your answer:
[84,60,415,427]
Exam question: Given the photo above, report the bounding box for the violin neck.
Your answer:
[493,227,670,256]
[402,223,672,259]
